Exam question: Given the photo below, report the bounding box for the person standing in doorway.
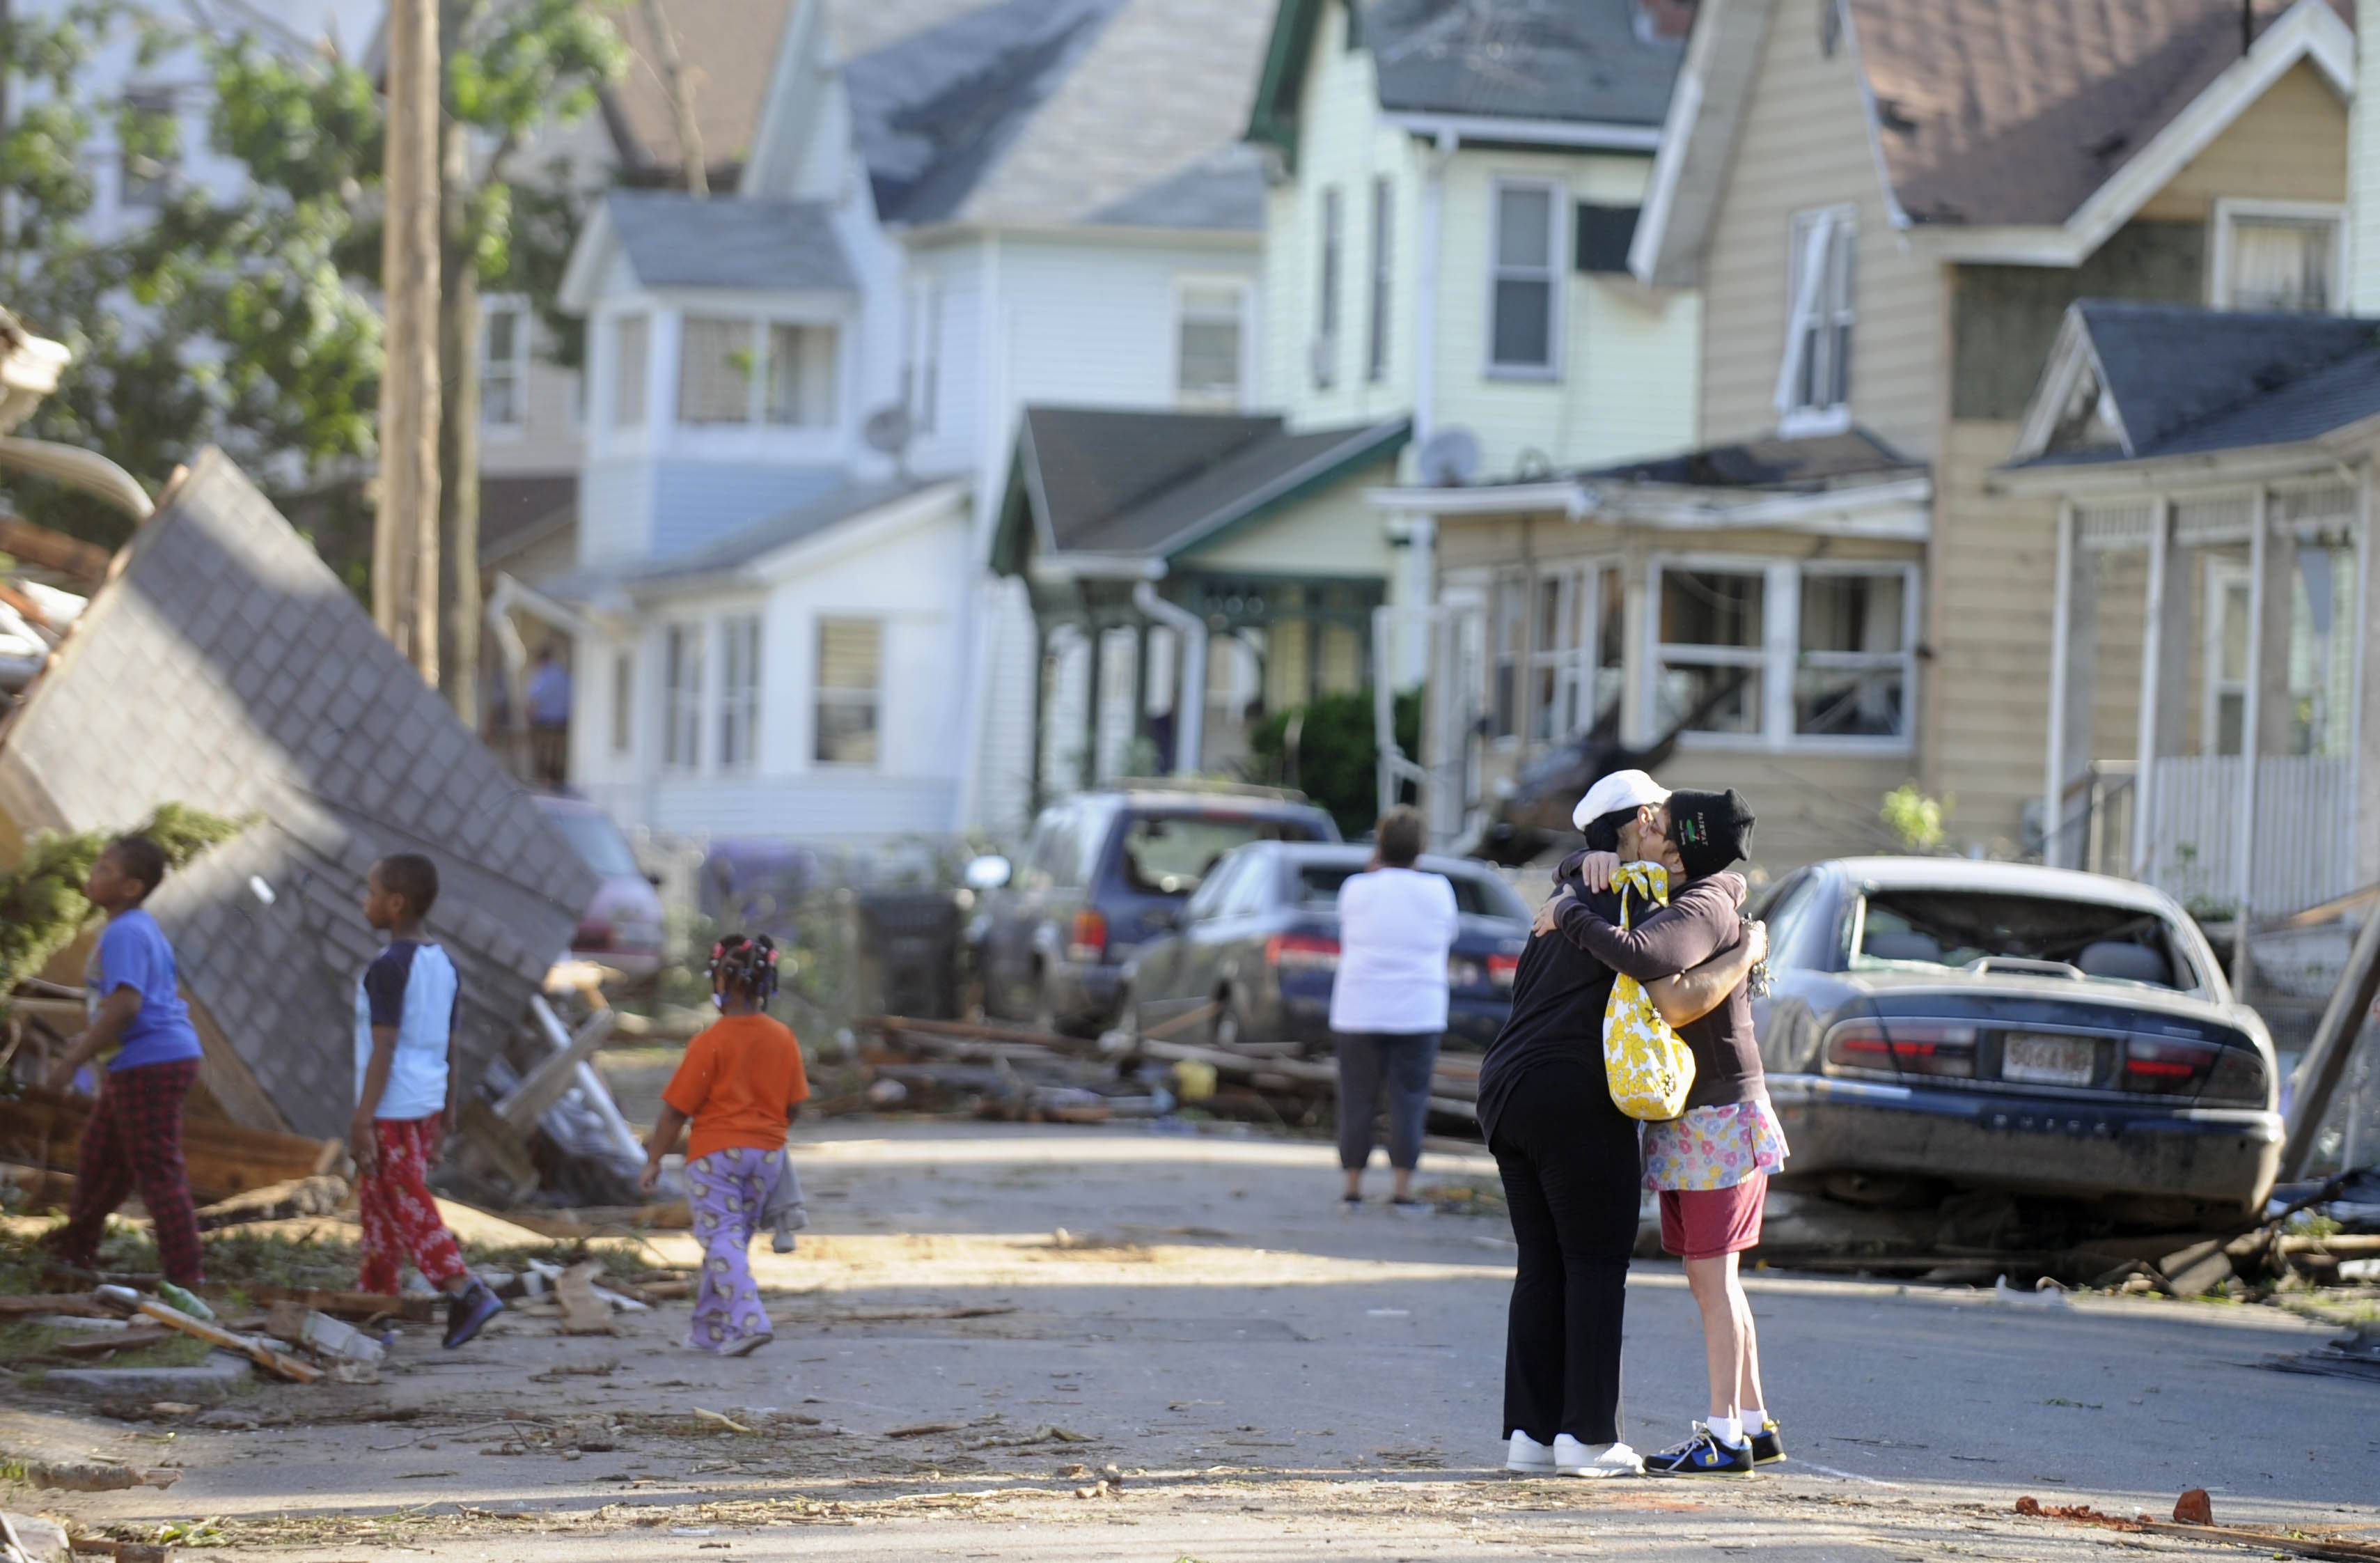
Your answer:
[1330,807,1459,1208]
[527,646,572,787]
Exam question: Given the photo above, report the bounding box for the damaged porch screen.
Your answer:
[1654,567,1763,734]
[664,623,703,770]
[814,618,881,766]
[679,316,838,427]
[1796,569,1909,738]
[1529,562,1624,743]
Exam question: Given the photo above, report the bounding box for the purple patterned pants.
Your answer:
[685,1146,781,1353]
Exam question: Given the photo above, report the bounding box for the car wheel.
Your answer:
[1211,992,1244,1050]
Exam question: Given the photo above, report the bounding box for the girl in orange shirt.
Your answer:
[641,935,809,1355]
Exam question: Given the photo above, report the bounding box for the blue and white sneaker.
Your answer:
[1642,1424,1755,1479]
[442,1280,503,1349]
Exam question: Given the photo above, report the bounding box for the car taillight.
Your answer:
[2201,1043,2267,1106]
[575,920,613,947]
[1067,910,1108,964]
[1267,933,1339,972]
[1488,954,1518,990]
[1822,1020,1978,1078]
[2120,1036,2218,1095]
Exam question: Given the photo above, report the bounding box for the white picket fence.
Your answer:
[2139,754,2353,916]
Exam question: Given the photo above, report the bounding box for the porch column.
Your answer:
[2356,464,2380,885]
[1133,621,1154,769]
[2131,498,2190,879]
[1619,543,1652,748]
[2043,502,2097,868]
[1080,622,1104,791]
[1026,612,1050,816]
[2233,490,2271,980]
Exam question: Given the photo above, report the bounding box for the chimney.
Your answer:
[2355,0,2380,311]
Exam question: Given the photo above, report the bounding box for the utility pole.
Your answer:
[376,0,441,686]
[641,0,707,194]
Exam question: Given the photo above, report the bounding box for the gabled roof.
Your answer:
[562,191,854,305]
[1251,0,1687,168]
[841,0,1274,229]
[629,477,955,582]
[2010,300,2380,469]
[602,0,799,185]
[1090,143,1267,231]
[996,407,1409,575]
[1634,0,2352,283]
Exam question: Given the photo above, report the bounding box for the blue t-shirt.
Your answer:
[354,940,460,1121]
[86,908,205,1073]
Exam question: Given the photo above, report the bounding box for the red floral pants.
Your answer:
[357,1115,467,1293]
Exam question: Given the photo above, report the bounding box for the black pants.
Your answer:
[1489,1059,1642,1445]
[1333,1030,1440,1172]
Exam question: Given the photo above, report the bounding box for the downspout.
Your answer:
[1412,128,1455,450]
[1132,579,1205,777]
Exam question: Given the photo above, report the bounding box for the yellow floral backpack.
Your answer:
[1602,861,1696,1122]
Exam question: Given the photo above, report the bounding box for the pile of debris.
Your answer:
[855,1014,1481,1131]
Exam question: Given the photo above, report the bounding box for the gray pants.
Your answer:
[1334,1030,1441,1172]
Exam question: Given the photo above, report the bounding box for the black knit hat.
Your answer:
[1667,788,1755,878]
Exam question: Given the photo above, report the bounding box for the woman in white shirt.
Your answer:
[1331,806,1461,1207]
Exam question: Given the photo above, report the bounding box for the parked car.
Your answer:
[1118,843,1530,1056]
[966,784,1341,1035]
[533,793,665,980]
[1751,857,2282,1222]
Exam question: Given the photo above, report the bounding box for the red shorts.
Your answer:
[1658,1172,1768,1261]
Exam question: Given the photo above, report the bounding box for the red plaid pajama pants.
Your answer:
[47,1057,206,1286]
[357,1115,469,1294]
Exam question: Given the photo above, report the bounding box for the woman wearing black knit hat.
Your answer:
[1534,786,1789,1479]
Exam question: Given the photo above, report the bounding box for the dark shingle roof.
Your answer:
[1017,407,1408,559]
[605,191,855,291]
[479,474,577,567]
[2023,301,2380,466]
[0,452,595,1140]
[1363,0,1686,125]
[1583,428,1923,489]
[1090,143,1267,230]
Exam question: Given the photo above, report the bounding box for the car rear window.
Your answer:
[546,809,640,879]
[1853,889,2198,990]
[1113,813,1327,897]
[1297,864,1526,919]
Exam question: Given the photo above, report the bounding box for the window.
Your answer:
[718,614,762,770]
[1314,187,1342,388]
[1367,176,1392,382]
[1654,567,1767,736]
[481,297,526,433]
[1489,573,1528,739]
[903,279,941,433]
[609,651,633,755]
[814,618,881,766]
[663,624,703,770]
[1528,562,1624,744]
[681,316,838,427]
[1796,569,1909,738]
[1490,180,1560,373]
[1777,206,1855,428]
[2214,201,2342,313]
[1176,282,1246,410]
[612,314,648,428]
[118,86,177,210]
[2203,547,2355,757]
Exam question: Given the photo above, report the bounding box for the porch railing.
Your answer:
[2138,754,2355,918]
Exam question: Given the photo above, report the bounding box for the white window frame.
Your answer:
[1487,569,1529,745]
[480,293,529,438]
[903,276,941,434]
[1776,205,1856,435]
[1314,186,1343,389]
[1366,175,1393,384]
[2209,198,2347,315]
[1487,176,1565,379]
[813,616,884,770]
[717,613,762,772]
[608,649,634,757]
[1524,558,1626,747]
[1645,554,1918,756]
[610,312,650,432]
[661,621,705,772]
[1173,275,1253,411]
[677,311,840,430]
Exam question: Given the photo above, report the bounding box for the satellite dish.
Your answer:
[1416,426,1481,488]
[863,403,914,477]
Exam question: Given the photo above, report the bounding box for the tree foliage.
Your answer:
[1246,690,1425,839]
[0,802,249,1002]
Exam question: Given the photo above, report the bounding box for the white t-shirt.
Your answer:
[1329,866,1461,1034]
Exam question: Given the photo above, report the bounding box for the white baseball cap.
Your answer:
[1572,768,1669,832]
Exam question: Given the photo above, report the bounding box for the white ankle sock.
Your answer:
[1745,1406,1770,1430]
[1707,1414,1744,1445]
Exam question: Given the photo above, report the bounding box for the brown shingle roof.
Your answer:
[604,0,797,180]
[1846,0,2347,226]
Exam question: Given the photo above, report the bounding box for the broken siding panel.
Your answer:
[2135,61,2348,223]
[1949,223,2205,421]
[1698,5,1940,456]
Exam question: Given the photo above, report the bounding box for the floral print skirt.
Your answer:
[1641,1094,1790,1192]
[685,1146,782,1353]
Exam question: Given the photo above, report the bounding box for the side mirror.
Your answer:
[965,855,1012,891]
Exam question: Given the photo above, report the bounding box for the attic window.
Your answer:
[2045,366,2121,453]
[1776,205,1855,432]
[2214,201,2343,314]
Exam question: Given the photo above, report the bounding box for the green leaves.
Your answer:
[0,804,251,1002]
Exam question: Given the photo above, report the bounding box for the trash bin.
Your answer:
[855,888,962,1019]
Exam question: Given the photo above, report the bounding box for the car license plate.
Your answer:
[2003,1034,2096,1087]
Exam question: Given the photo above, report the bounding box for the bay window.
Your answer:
[679,314,838,428]
[612,314,649,428]
[663,623,703,770]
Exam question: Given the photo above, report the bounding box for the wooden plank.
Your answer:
[554,1260,617,1336]
[105,1290,322,1383]
[0,1084,332,1202]
[496,1008,614,1132]
[235,1285,435,1324]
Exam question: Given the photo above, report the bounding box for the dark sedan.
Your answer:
[1120,843,1531,1055]
[1751,857,2283,1222]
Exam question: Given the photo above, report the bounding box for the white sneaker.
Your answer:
[1554,1436,1644,1478]
[1505,1431,1556,1472]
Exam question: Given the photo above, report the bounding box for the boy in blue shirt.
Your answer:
[352,853,502,1348]
[41,836,208,1288]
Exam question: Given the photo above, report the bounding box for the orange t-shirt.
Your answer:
[661,1014,810,1164]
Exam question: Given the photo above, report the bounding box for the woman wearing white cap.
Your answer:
[1473,770,1764,1479]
